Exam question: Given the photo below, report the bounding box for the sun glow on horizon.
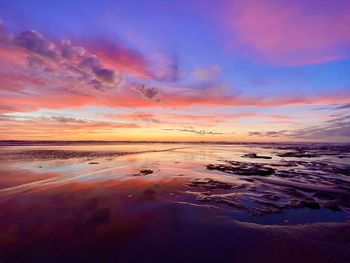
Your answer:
[0,0,349,142]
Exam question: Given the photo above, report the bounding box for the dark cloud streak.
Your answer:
[163,127,227,135]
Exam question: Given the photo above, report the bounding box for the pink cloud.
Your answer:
[222,0,350,65]
[84,37,153,79]
[82,38,178,81]
[106,111,306,128]
[1,20,350,116]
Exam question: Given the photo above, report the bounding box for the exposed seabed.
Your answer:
[0,142,349,262]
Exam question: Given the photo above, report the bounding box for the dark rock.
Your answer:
[241,178,255,182]
[333,167,350,176]
[207,161,275,176]
[322,203,343,212]
[261,194,280,201]
[277,151,320,158]
[187,178,233,190]
[300,199,321,209]
[242,153,272,159]
[1,149,127,160]
[139,169,153,175]
[313,191,337,200]
[196,193,243,209]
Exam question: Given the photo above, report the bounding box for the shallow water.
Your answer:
[0,142,350,262]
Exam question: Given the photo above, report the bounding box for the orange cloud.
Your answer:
[1,20,349,117]
[107,111,292,127]
[0,115,140,140]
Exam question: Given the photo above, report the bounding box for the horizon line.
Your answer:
[0,140,348,145]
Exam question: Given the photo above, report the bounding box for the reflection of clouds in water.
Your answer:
[182,152,208,162]
[0,143,350,262]
[177,147,213,162]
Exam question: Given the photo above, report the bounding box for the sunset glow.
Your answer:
[0,0,349,141]
[1,2,350,262]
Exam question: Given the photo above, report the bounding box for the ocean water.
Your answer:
[0,142,349,262]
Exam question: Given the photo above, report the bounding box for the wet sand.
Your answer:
[0,142,349,262]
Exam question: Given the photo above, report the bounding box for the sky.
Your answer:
[0,0,349,142]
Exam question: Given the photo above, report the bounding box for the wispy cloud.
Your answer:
[248,115,350,141]
[1,20,350,116]
[335,103,350,110]
[220,0,350,65]
[163,127,228,135]
[1,14,350,141]
[0,114,140,139]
